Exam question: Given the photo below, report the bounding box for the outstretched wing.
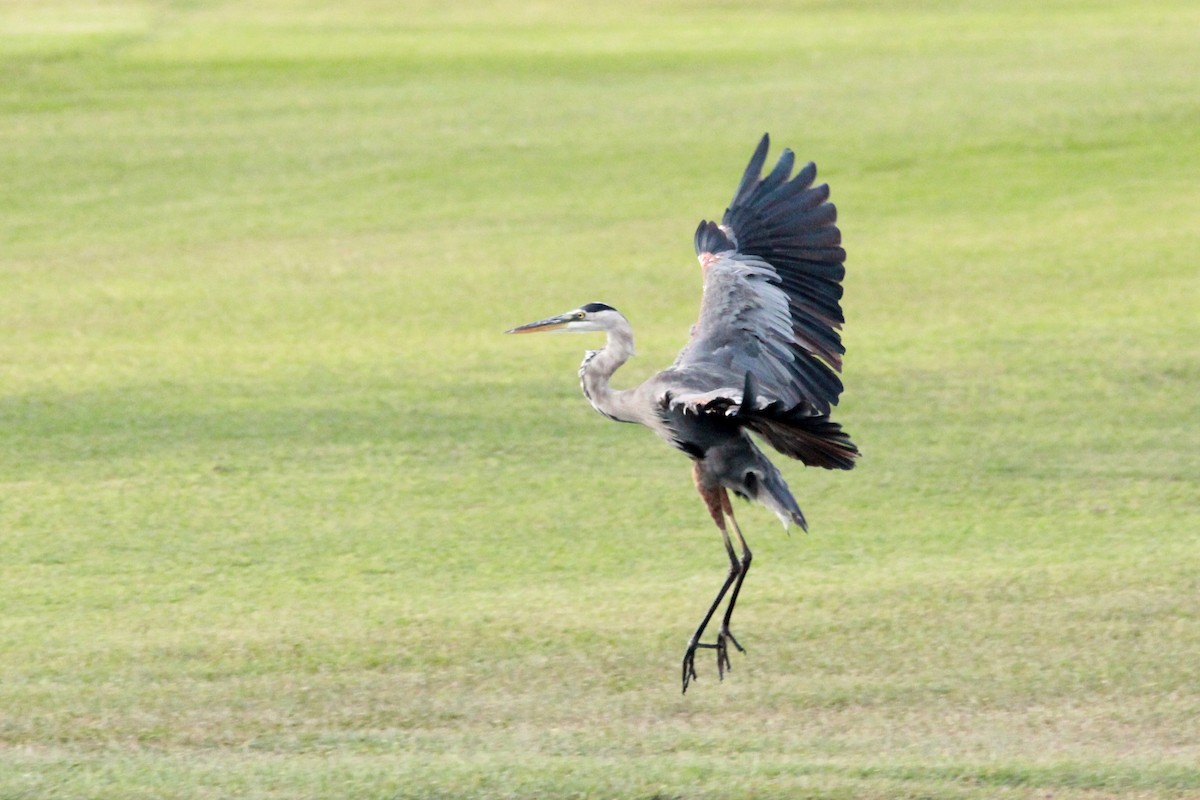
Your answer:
[666,133,846,417]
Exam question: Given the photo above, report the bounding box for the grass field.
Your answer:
[2,1,1199,797]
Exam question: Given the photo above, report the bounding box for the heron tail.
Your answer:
[736,372,859,470]
[748,412,859,470]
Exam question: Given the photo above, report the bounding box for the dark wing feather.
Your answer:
[670,133,848,421]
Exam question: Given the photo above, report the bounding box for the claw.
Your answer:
[715,629,744,680]
[681,644,700,693]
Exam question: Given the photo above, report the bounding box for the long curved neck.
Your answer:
[579,321,639,423]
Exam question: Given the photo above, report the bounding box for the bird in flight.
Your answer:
[507,134,858,693]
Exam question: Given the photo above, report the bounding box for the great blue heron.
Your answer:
[507,134,858,693]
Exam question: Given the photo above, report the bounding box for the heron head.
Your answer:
[505,302,623,335]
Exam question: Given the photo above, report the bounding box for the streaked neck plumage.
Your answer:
[578,319,639,424]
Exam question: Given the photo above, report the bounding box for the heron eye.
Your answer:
[575,312,585,319]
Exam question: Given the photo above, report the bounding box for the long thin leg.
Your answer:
[681,554,738,693]
[682,469,742,693]
[717,493,752,673]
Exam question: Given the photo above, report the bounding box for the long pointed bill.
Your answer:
[505,313,573,334]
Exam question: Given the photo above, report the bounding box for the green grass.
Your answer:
[2,1,1199,797]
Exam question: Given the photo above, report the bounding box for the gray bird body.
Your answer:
[574,318,808,528]
[507,135,858,692]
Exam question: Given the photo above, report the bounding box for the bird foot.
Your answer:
[682,644,700,693]
[717,627,745,677]
[681,629,746,693]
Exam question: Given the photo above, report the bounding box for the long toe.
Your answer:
[716,638,729,680]
[721,628,746,654]
[681,648,698,693]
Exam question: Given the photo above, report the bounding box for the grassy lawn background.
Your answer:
[2,1,1198,797]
